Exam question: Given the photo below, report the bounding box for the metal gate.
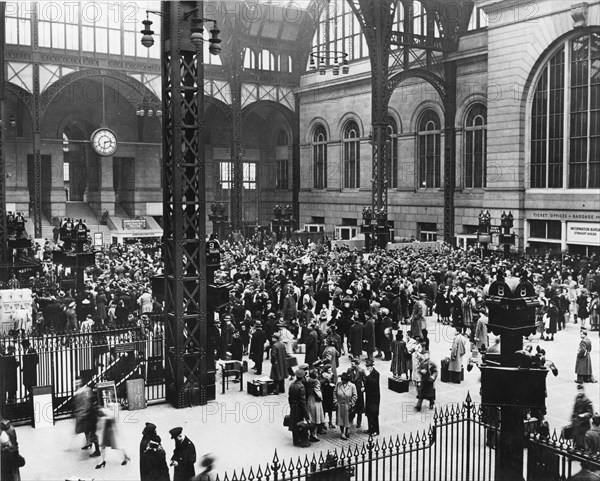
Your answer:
[0,326,165,424]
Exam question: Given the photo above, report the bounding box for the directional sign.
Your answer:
[490,226,501,234]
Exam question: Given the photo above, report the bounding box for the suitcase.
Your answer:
[388,377,410,393]
[440,358,450,383]
[247,380,273,396]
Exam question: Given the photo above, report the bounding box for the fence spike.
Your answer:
[247,466,255,481]
[381,436,388,452]
[401,433,408,447]
[239,468,247,481]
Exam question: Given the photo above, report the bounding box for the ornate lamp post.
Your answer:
[283,204,294,240]
[478,209,492,258]
[500,211,515,259]
[272,205,284,241]
[361,207,374,251]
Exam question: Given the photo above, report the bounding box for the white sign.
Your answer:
[566,222,600,246]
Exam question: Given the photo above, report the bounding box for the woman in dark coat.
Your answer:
[305,324,320,366]
[546,299,559,341]
[435,287,451,323]
[96,290,108,321]
[140,423,170,481]
[577,292,589,325]
[390,331,409,379]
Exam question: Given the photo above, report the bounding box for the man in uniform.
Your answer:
[169,427,196,481]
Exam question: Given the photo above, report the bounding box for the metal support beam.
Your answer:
[292,93,301,230]
[230,50,243,233]
[443,61,457,244]
[31,7,42,238]
[0,2,8,265]
[162,0,211,408]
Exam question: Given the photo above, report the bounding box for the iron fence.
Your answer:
[526,430,600,480]
[0,326,165,424]
[212,395,499,481]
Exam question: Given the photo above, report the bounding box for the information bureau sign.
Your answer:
[123,219,147,230]
[566,222,600,246]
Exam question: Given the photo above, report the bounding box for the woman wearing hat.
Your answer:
[333,372,357,440]
[140,423,169,481]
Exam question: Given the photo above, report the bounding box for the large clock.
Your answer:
[90,128,118,156]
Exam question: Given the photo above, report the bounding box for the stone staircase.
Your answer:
[24,202,113,241]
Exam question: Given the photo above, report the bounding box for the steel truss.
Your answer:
[161,1,211,408]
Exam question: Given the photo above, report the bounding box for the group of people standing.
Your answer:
[286,356,381,447]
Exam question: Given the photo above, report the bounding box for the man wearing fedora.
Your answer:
[270,333,287,394]
[169,427,196,481]
[363,359,381,436]
[250,320,267,375]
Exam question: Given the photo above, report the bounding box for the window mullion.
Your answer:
[545,65,551,188]
[587,36,592,188]
[563,44,570,189]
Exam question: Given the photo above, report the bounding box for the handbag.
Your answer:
[561,424,573,440]
[283,415,290,427]
[17,454,26,467]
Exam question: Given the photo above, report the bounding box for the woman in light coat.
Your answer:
[333,372,357,440]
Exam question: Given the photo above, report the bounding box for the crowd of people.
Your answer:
[2,233,600,479]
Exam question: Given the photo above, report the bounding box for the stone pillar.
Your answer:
[561,220,567,253]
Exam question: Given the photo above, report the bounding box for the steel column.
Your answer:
[230,63,242,232]
[0,2,8,264]
[443,61,457,244]
[162,0,210,408]
[292,93,301,230]
[31,6,42,238]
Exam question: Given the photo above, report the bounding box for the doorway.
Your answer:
[113,157,135,216]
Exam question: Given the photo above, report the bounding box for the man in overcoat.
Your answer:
[270,333,287,394]
[576,328,596,383]
[348,315,364,358]
[363,315,376,361]
[288,369,310,447]
[249,321,267,375]
[305,322,320,366]
[363,359,381,436]
[169,427,196,481]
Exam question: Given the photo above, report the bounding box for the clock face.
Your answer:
[90,128,118,156]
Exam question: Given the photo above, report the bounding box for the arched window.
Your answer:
[275,129,288,189]
[531,32,600,189]
[464,104,487,188]
[417,110,441,189]
[343,120,360,189]
[244,48,256,69]
[386,116,399,188]
[260,49,277,71]
[313,125,327,189]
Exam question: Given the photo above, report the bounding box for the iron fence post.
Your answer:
[465,394,472,481]
[368,434,374,481]
[272,449,280,481]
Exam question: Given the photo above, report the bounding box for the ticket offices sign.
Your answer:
[566,222,600,246]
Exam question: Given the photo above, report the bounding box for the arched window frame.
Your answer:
[386,116,399,189]
[312,125,328,189]
[244,48,256,69]
[417,109,441,189]
[343,120,360,189]
[464,104,487,189]
[530,31,600,189]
